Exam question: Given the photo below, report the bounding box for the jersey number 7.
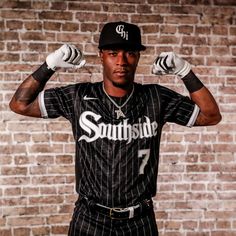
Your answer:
[138,149,150,175]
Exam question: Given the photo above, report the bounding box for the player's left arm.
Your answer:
[152,52,222,126]
[183,71,221,126]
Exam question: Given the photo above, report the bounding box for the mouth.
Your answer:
[114,69,129,77]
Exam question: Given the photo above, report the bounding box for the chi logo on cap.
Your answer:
[116,25,128,40]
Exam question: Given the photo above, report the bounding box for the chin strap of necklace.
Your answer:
[102,83,135,119]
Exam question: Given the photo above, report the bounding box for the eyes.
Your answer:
[105,50,139,58]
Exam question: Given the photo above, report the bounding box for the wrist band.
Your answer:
[181,70,204,93]
[32,62,55,84]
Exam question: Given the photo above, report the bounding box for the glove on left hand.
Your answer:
[152,52,191,78]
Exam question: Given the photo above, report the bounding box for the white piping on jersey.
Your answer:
[186,104,200,127]
[78,111,158,144]
[38,90,199,128]
[38,91,48,118]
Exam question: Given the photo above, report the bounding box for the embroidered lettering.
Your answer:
[116,25,128,40]
[78,111,158,143]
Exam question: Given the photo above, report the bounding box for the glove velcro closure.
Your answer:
[175,60,191,78]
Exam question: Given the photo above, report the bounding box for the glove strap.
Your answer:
[32,62,55,84]
[182,70,204,93]
[176,61,191,78]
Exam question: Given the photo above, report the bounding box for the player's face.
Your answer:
[100,48,140,89]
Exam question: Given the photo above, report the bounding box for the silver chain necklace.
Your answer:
[102,83,134,119]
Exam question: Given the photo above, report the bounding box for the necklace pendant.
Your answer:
[115,108,125,119]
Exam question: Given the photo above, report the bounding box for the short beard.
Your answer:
[111,80,131,89]
[111,74,135,89]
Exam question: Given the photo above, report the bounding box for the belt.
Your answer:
[85,198,153,220]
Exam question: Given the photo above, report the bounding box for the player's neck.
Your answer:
[103,81,134,98]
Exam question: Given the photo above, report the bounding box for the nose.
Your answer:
[116,51,128,66]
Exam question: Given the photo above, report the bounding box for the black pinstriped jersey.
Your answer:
[39,82,199,207]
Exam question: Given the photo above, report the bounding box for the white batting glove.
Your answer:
[152,52,191,78]
[46,44,86,71]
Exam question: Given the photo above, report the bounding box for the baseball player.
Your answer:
[9,21,221,235]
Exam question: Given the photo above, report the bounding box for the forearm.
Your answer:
[183,71,222,126]
[9,63,54,117]
[9,75,44,117]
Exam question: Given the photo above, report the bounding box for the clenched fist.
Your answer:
[152,52,191,78]
[46,44,86,71]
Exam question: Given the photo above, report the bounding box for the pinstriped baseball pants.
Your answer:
[68,199,158,236]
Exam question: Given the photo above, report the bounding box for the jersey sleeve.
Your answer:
[38,84,78,121]
[159,86,200,127]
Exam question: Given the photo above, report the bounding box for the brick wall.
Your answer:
[0,0,236,235]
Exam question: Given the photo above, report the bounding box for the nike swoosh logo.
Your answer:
[83,95,98,101]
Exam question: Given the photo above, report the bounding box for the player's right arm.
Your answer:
[9,75,44,117]
[9,44,86,118]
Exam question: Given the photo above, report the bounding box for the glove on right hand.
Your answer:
[46,44,86,71]
[152,52,191,78]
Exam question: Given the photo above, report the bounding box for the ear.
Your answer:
[98,50,104,63]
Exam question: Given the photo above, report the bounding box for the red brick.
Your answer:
[8,217,45,227]
[182,36,207,45]
[160,25,177,34]
[0,53,19,62]
[20,32,45,41]
[43,21,62,31]
[4,187,21,196]
[68,2,101,11]
[62,22,79,32]
[216,220,231,229]
[182,221,198,229]
[1,10,36,19]
[31,176,66,185]
[212,25,228,35]
[81,23,98,33]
[0,229,12,236]
[230,27,236,35]
[211,46,230,56]
[137,5,152,13]
[50,2,67,10]
[178,25,194,34]
[51,225,69,234]
[165,15,198,24]
[31,227,50,236]
[39,11,72,21]
[132,14,163,24]
[211,232,236,236]
[0,1,31,9]
[169,211,202,220]
[195,26,211,35]
[195,46,210,55]
[24,21,43,31]
[29,196,64,205]
[214,0,236,5]
[47,214,71,224]
[2,167,27,176]
[6,20,23,30]
[76,12,108,23]
[14,155,32,165]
